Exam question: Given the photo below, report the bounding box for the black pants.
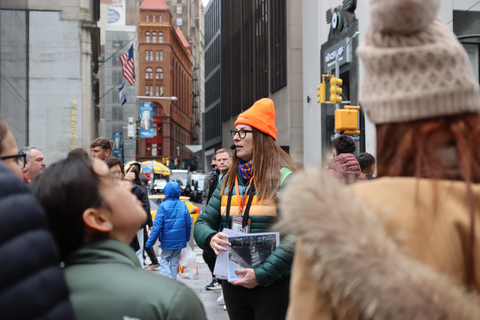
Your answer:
[222,277,290,320]
[144,228,159,265]
[202,248,217,275]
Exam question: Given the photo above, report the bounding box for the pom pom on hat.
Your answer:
[235,98,277,140]
[357,0,480,124]
[369,0,439,34]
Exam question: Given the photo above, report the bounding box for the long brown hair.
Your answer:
[221,128,297,201]
[376,112,480,289]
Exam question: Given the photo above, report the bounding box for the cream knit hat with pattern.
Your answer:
[357,0,480,124]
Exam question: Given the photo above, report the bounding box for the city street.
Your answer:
[146,199,229,320]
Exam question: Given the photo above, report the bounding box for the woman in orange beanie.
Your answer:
[194,98,297,320]
[278,0,480,319]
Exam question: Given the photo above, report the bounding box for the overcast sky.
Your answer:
[202,0,210,7]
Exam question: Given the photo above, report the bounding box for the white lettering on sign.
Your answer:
[325,46,344,64]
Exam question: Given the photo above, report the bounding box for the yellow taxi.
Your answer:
[148,194,201,227]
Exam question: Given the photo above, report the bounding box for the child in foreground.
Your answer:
[31,156,206,320]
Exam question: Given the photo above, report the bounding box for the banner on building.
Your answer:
[107,0,126,26]
[139,102,154,138]
[112,132,123,161]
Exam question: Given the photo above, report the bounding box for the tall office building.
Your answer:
[220,0,303,163]
[203,0,221,168]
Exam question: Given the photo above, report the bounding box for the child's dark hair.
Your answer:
[332,135,356,155]
[357,152,376,171]
[30,156,106,260]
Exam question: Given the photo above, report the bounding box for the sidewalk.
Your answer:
[146,244,229,320]
[177,245,229,320]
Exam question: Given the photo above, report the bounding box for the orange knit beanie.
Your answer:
[235,98,277,140]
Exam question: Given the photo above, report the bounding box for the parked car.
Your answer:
[148,194,201,227]
[151,179,168,194]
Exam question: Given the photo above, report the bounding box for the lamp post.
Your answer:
[135,96,178,161]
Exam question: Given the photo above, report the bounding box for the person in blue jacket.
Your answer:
[146,181,192,279]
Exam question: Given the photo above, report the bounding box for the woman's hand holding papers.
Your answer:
[232,268,258,288]
[209,232,230,255]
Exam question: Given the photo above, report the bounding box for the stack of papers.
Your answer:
[213,228,280,282]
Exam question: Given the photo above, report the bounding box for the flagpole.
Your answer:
[98,79,124,101]
[98,36,137,68]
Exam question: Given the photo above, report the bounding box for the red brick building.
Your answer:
[138,0,193,163]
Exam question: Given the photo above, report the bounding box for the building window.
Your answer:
[146,143,151,156]
[145,50,149,61]
[160,86,164,96]
[160,51,163,61]
[145,86,149,96]
[153,15,156,22]
[177,6,182,14]
[146,15,149,22]
[154,105,162,116]
[146,68,153,79]
[159,15,162,22]
[150,86,153,96]
[270,0,287,92]
[152,32,157,43]
[112,69,123,84]
[177,18,182,26]
[156,86,159,96]
[150,51,153,61]
[155,51,159,61]
[146,31,150,43]
[159,32,163,43]
[152,143,157,156]
[156,68,163,79]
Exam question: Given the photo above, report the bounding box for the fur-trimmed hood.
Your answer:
[278,167,480,319]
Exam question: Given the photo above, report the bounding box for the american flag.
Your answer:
[119,44,135,85]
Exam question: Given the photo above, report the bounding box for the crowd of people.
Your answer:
[1,0,480,319]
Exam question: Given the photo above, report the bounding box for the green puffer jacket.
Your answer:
[64,239,206,320]
[194,169,296,286]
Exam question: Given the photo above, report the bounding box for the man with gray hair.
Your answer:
[19,146,46,184]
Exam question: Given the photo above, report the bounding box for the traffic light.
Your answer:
[330,76,343,104]
[335,105,360,134]
[317,80,326,104]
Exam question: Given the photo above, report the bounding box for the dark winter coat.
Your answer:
[132,183,152,227]
[64,239,206,320]
[328,153,368,184]
[194,167,295,286]
[146,181,192,250]
[202,169,219,206]
[0,162,74,320]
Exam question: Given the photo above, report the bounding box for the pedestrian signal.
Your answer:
[335,106,360,134]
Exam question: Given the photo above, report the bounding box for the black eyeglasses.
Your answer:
[0,153,26,169]
[230,129,253,139]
